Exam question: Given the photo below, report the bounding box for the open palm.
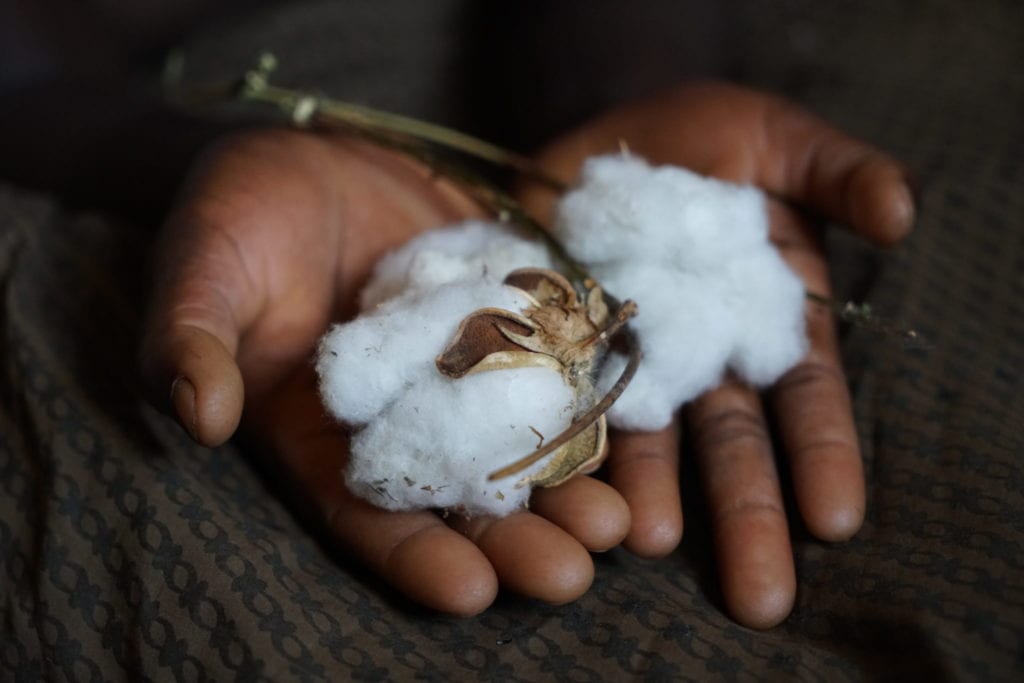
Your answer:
[520,82,914,627]
[142,83,913,627]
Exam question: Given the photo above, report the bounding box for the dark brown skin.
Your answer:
[140,83,914,626]
[521,83,914,628]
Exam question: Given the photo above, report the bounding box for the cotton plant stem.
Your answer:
[367,132,594,285]
[170,54,925,360]
[806,291,923,345]
[173,53,895,331]
[236,54,566,191]
[217,54,593,285]
[236,68,904,334]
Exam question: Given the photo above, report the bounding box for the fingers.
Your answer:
[521,82,915,246]
[140,135,291,444]
[155,326,245,446]
[769,261,864,540]
[530,475,631,552]
[139,222,260,446]
[140,130,341,445]
[139,212,259,445]
[336,465,619,609]
[604,422,684,557]
[771,348,864,541]
[261,364,621,612]
[256,366,499,616]
[444,474,633,605]
[330,493,500,616]
[642,83,916,245]
[449,511,595,605]
[688,383,796,630]
[769,203,866,541]
[756,90,916,245]
[644,83,917,245]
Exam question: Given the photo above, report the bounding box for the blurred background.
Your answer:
[1,2,1021,679]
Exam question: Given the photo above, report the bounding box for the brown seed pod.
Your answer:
[436,268,638,488]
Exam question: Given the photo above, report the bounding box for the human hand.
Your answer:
[140,129,634,616]
[518,82,916,629]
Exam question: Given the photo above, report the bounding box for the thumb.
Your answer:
[141,313,245,448]
[139,130,329,447]
[140,202,259,447]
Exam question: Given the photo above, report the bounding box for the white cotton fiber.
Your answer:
[317,280,531,425]
[348,368,575,516]
[555,154,808,431]
[317,156,809,515]
[359,220,554,309]
[316,221,572,516]
[555,155,769,271]
[718,250,808,385]
[590,263,738,431]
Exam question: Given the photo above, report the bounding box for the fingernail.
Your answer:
[896,183,916,232]
[884,177,916,239]
[170,376,199,441]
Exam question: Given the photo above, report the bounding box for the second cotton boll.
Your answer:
[555,154,808,431]
[316,222,569,516]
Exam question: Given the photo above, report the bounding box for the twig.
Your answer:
[488,316,641,482]
[806,291,925,346]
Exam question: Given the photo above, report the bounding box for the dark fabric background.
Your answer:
[2,1,1022,680]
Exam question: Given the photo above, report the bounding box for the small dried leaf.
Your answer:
[504,268,578,307]
[495,326,552,356]
[467,350,564,375]
[436,308,538,378]
[586,285,610,327]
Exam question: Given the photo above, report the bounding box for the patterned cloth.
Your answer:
[2,1,1022,680]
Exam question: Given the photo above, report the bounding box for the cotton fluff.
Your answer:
[318,160,809,514]
[317,221,570,516]
[359,219,555,309]
[555,155,808,431]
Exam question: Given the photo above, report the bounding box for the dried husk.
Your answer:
[436,268,622,488]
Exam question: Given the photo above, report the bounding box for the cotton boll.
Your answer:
[318,221,576,517]
[347,366,576,516]
[555,155,769,271]
[554,153,808,428]
[360,220,554,309]
[316,280,532,425]
[599,248,806,428]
